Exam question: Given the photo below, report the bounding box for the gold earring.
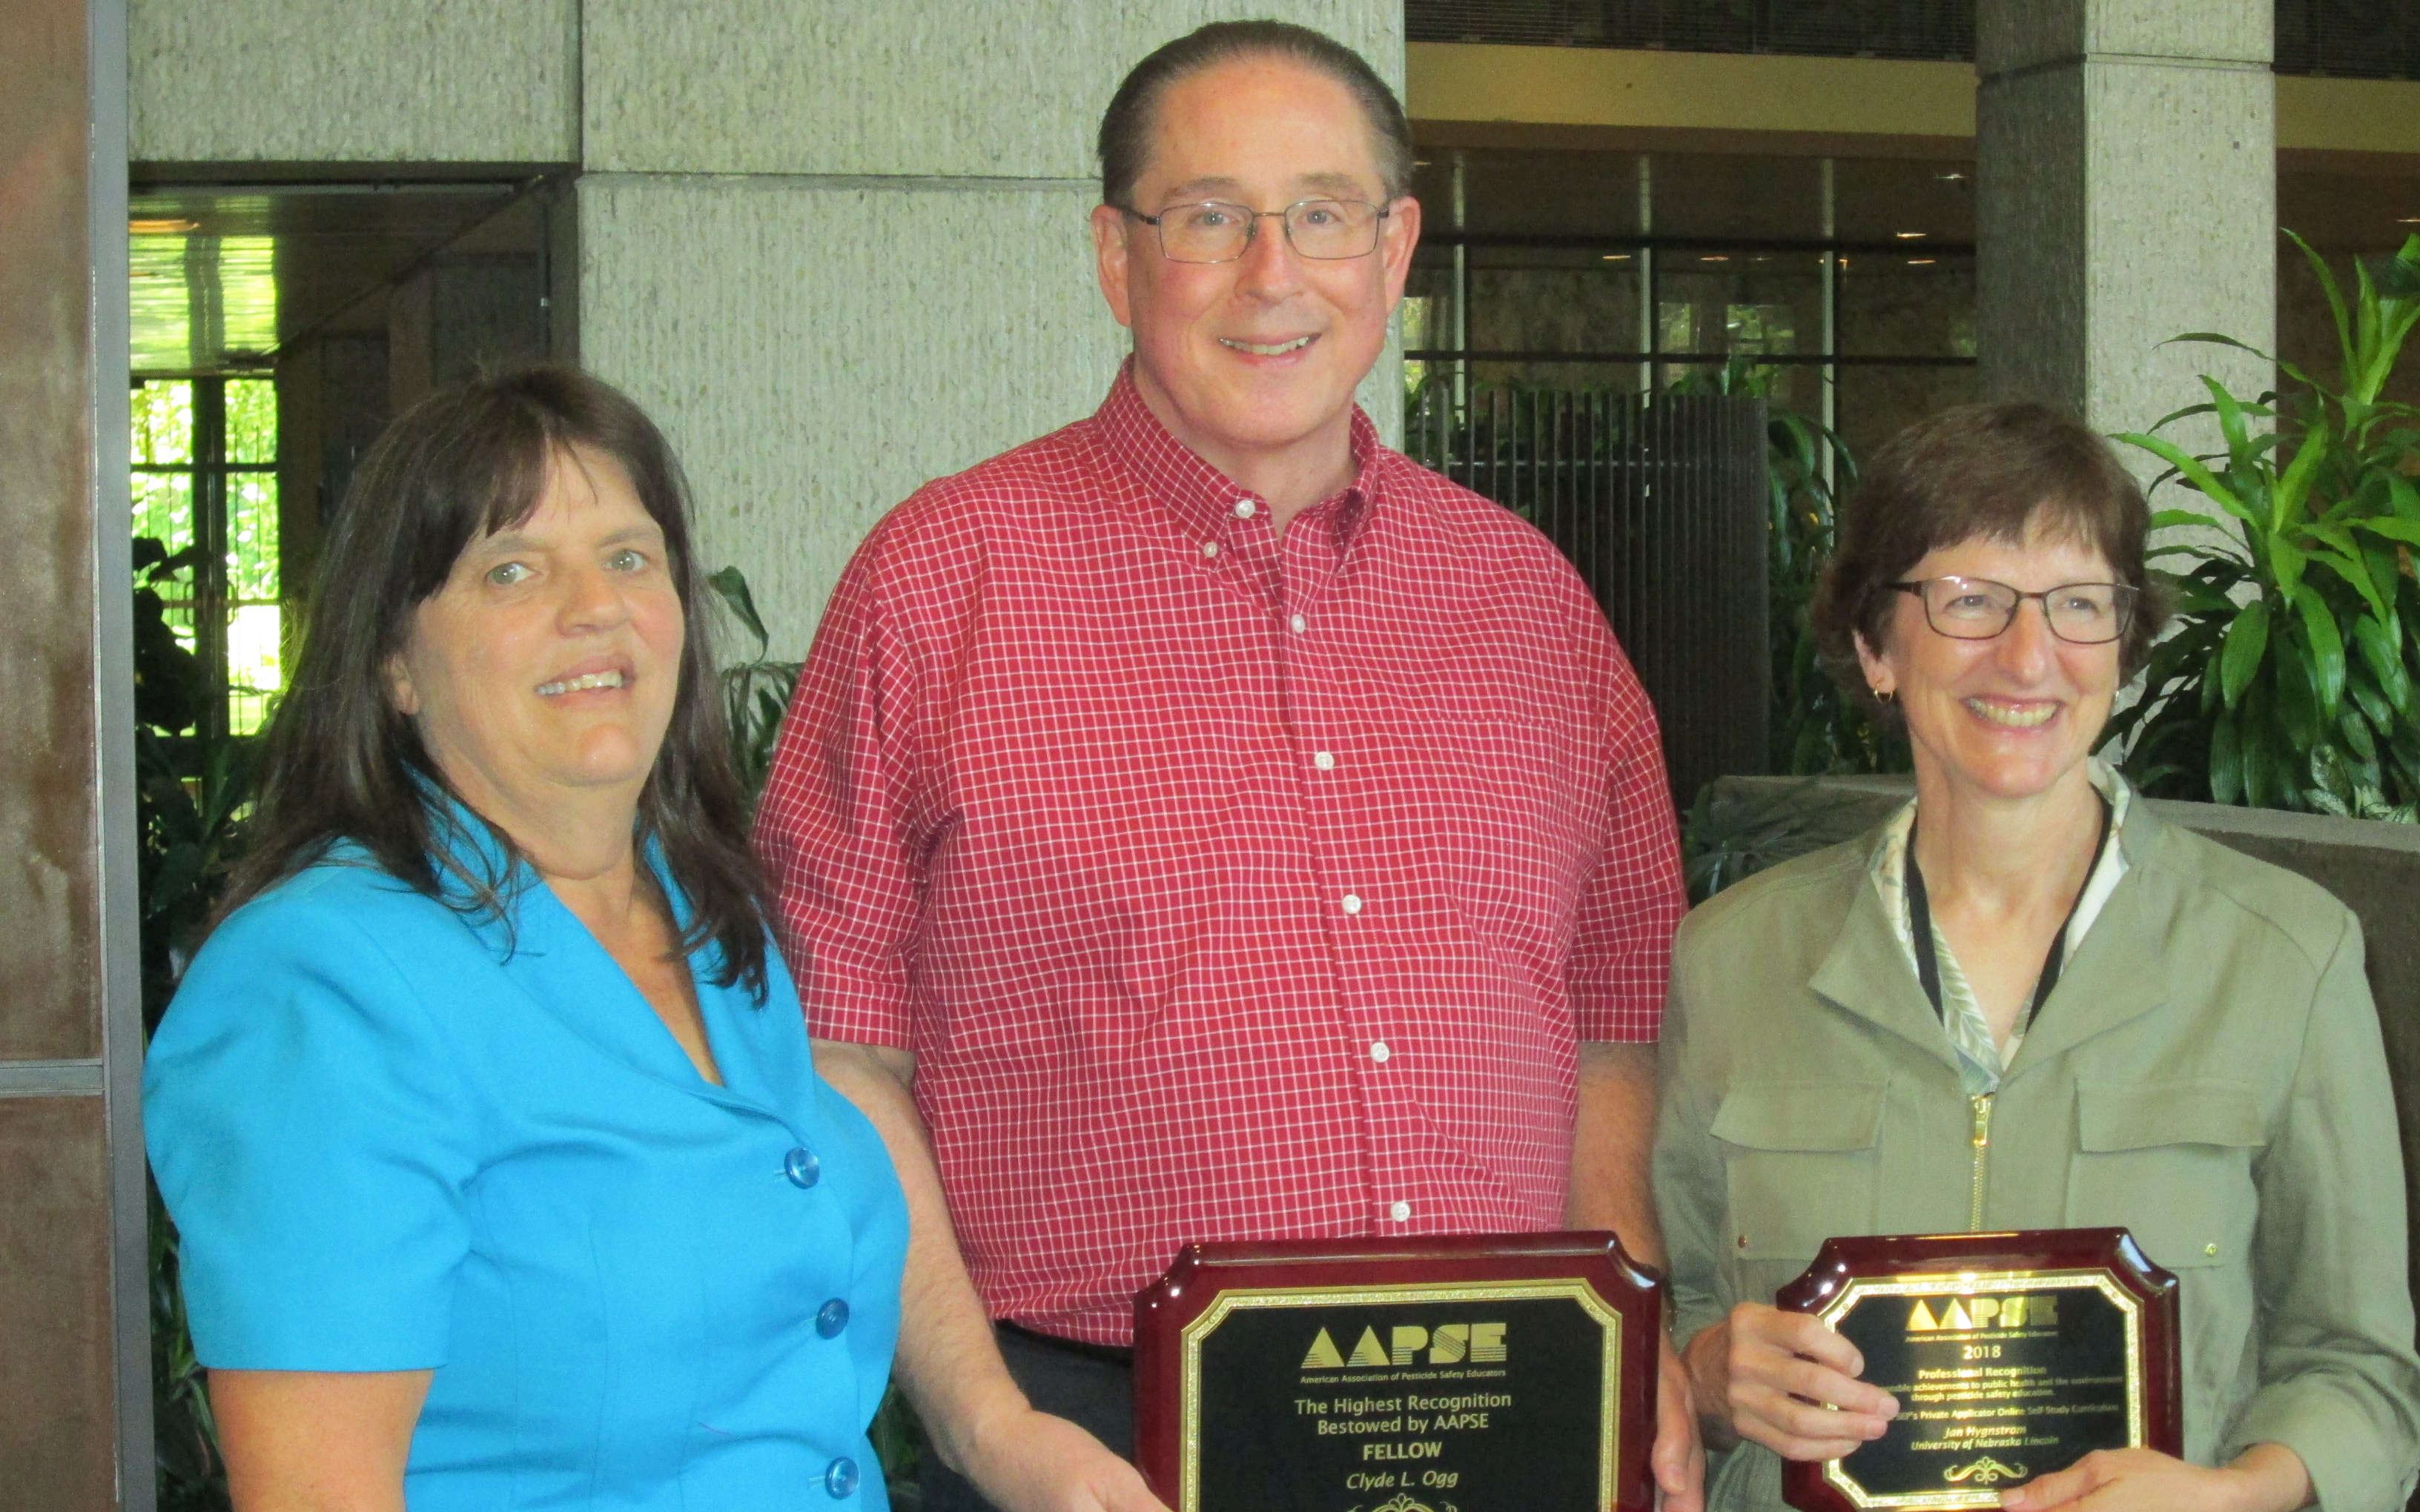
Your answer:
[1874,686,1894,705]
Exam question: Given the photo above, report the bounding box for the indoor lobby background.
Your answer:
[7,1,2420,1508]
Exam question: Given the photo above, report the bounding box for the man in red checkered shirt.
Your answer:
[756,21,1697,1512]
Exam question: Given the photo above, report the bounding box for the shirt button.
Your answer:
[1200,540,1220,560]
[1313,751,1336,771]
[784,1147,821,1188]
[1340,893,1363,915]
[2204,1243,2219,1257]
[1369,1041,1392,1064]
[1233,500,1257,519]
[1389,1200,1412,1222]
[824,1456,860,1498]
[816,1297,852,1338]
[1289,613,1308,634]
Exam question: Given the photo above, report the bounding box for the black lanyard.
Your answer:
[1905,792,2113,1027]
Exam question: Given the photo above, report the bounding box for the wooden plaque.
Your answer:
[1134,1232,1660,1512]
[1776,1229,2182,1512]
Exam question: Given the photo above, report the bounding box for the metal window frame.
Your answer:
[130,374,282,737]
[90,0,159,1502]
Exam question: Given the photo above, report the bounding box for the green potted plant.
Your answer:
[2109,233,2420,817]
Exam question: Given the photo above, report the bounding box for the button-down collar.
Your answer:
[1092,359,1382,559]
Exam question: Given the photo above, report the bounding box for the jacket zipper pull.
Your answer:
[1968,1092,1995,1231]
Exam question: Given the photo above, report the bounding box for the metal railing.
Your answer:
[1405,379,1772,803]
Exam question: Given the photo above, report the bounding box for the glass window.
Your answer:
[130,375,280,735]
[1403,145,1977,470]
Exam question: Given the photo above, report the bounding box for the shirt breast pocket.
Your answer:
[1712,1081,1886,1264]
[2066,1081,2265,1273]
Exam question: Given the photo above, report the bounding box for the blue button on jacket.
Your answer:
[143,838,910,1511]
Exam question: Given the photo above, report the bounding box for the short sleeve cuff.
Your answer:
[2226,1385,2418,1512]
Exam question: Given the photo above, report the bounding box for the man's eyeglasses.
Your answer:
[1119,199,1392,264]
[1890,576,2138,645]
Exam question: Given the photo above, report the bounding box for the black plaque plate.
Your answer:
[1135,1233,1661,1512]
[1777,1230,2181,1511]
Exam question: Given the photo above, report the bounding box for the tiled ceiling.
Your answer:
[127,181,532,374]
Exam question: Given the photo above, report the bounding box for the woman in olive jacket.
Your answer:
[1654,404,2420,1512]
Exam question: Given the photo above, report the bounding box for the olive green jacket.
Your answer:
[1653,796,2420,1511]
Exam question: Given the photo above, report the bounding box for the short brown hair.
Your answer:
[1097,20,1412,209]
[1811,402,2168,714]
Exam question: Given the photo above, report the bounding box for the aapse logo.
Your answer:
[1303,1322,1509,1370]
[1908,1294,2058,1333]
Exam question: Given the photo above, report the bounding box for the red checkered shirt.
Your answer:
[756,365,1685,1344]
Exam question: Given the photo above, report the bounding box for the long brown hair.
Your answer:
[219,365,773,998]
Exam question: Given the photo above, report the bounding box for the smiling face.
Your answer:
[389,443,684,832]
[1857,522,2123,806]
[1090,54,1418,477]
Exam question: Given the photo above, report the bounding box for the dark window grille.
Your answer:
[1404,0,1973,62]
[2276,0,2420,78]
[1405,0,2420,79]
[1405,382,1771,804]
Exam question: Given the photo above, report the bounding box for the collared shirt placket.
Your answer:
[1253,492,1421,1229]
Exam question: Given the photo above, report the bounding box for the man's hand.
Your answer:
[953,1403,1172,1512]
[1650,1329,1707,1511]
[1682,1302,1897,1462]
[1996,1445,2312,1512]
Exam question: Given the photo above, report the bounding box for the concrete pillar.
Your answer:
[1975,0,2274,456]
[575,2,1404,655]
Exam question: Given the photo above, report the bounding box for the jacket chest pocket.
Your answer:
[2066,1081,2264,1274]
[1713,1082,1885,1264]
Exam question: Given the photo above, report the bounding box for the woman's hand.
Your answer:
[956,1401,1171,1512]
[1997,1444,2313,1512]
[1682,1302,1898,1461]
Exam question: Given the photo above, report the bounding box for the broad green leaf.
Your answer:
[2113,431,2260,532]
[2272,412,2333,528]
[2292,583,2348,716]
[2355,613,2413,714]
[2275,637,2323,750]
[2204,375,2252,462]
[2166,331,2281,365]
[2286,229,2353,382]
[2354,515,2420,546]
[2243,700,2278,806]
[2220,598,2270,708]
[2307,545,2390,623]
[2209,707,2244,804]
[707,565,770,652]
[2348,662,2394,729]
[2341,704,2380,762]
[2268,532,2309,600]
[2387,471,2420,523]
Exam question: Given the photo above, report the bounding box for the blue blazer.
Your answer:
[145,829,910,1511]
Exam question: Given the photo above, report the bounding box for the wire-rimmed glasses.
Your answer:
[1120,199,1392,263]
[1890,576,2138,645]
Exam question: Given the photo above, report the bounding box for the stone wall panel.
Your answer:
[130,0,578,164]
[583,1,1400,178]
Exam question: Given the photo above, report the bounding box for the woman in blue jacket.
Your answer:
[144,367,909,1510]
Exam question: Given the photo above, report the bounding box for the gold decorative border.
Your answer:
[1811,1267,2145,1511]
[1176,1279,1622,1512]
